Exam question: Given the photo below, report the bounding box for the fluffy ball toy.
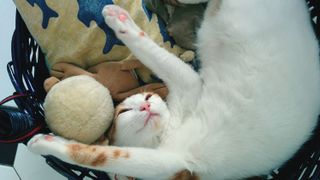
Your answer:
[43,75,114,144]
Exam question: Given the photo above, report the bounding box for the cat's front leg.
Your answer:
[102,5,202,107]
[28,134,189,179]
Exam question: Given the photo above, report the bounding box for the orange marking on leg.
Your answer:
[68,144,107,167]
[68,144,90,164]
[70,144,83,151]
[113,149,121,158]
[91,152,107,166]
[171,170,200,180]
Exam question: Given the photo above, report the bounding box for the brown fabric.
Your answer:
[44,60,168,102]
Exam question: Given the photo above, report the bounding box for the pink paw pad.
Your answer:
[139,32,145,37]
[119,14,127,22]
[44,135,54,141]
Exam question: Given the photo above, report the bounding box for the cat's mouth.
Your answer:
[144,112,160,127]
[136,112,160,133]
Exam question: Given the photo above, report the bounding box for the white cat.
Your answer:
[27,0,320,179]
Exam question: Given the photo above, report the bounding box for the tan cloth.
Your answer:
[14,0,186,83]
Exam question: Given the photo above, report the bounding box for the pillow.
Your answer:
[13,0,185,83]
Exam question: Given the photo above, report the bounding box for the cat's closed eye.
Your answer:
[145,93,153,101]
[118,108,132,115]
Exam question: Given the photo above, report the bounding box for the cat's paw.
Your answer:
[27,134,68,155]
[102,5,144,41]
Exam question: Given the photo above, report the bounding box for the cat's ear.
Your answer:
[107,122,116,145]
[107,104,125,145]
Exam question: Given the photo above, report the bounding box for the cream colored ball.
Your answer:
[44,75,114,144]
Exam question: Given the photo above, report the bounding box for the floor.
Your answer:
[0,143,65,180]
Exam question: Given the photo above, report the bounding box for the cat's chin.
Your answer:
[144,112,160,125]
[135,114,162,134]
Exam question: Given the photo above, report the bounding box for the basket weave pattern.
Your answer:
[6,1,320,179]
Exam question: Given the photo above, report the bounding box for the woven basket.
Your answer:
[3,0,320,179]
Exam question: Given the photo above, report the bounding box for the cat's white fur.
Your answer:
[111,93,169,148]
[27,0,320,179]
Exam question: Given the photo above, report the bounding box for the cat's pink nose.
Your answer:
[140,102,151,112]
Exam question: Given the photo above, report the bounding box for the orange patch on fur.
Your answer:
[68,144,107,167]
[91,152,107,166]
[112,149,130,159]
[113,149,121,158]
[171,170,200,180]
[70,144,82,151]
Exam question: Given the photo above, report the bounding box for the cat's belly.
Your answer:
[162,0,320,178]
[164,65,320,179]
[188,47,320,178]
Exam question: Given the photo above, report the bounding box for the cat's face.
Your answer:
[108,92,170,147]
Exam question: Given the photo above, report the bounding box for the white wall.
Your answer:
[0,1,16,105]
[0,2,65,180]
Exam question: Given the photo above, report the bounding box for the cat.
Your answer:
[27,0,320,179]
